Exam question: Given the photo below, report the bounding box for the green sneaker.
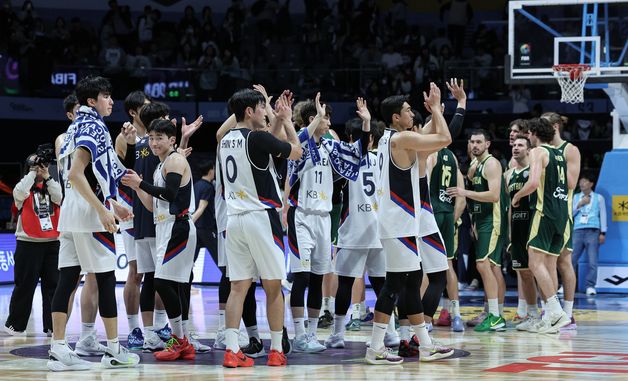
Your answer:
[345,319,361,331]
[474,313,505,332]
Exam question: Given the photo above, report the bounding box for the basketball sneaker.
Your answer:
[127,327,144,350]
[75,333,108,356]
[365,347,404,365]
[426,322,433,332]
[3,324,26,337]
[47,342,92,371]
[154,335,196,361]
[188,332,211,353]
[397,334,420,357]
[242,337,266,358]
[560,317,577,331]
[267,349,287,366]
[155,323,172,341]
[282,327,292,355]
[511,313,527,326]
[293,333,326,353]
[467,311,487,327]
[435,309,451,327]
[516,316,537,331]
[526,318,544,333]
[324,333,345,348]
[143,329,166,352]
[223,349,254,368]
[101,344,140,368]
[419,342,455,362]
[537,311,571,334]
[474,313,505,332]
[318,310,333,329]
[452,316,465,332]
[214,329,226,350]
[345,319,362,331]
[361,310,374,326]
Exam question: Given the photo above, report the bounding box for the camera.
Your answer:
[26,143,55,167]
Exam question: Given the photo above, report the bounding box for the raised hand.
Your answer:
[274,92,292,121]
[121,121,137,144]
[423,82,442,114]
[315,92,326,118]
[355,97,371,122]
[181,115,204,140]
[253,84,272,105]
[446,78,466,102]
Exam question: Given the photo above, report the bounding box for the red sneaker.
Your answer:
[435,309,451,327]
[267,349,287,366]
[223,349,254,368]
[154,335,196,361]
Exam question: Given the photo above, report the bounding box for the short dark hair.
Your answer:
[580,170,596,183]
[300,100,332,126]
[124,91,150,118]
[380,95,408,126]
[63,93,78,113]
[528,117,555,143]
[148,119,176,137]
[510,118,529,133]
[514,134,531,149]
[140,102,170,130]
[199,159,215,174]
[345,118,377,143]
[541,112,563,131]
[412,109,424,127]
[372,120,385,146]
[228,89,265,122]
[470,129,491,142]
[75,76,112,106]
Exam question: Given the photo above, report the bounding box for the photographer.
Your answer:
[3,149,62,336]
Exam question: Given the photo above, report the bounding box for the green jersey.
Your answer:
[470,155,503,232]
[556,140,574,221]
[508,166,531,243]
[532,144,569,224]
[430,148,457,214]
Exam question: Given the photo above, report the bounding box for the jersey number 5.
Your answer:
[363,172,375,196]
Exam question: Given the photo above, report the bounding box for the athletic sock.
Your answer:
[498,303,504,317]
[413,323,433,347]
[517,299,527,317]
[333,315,345,336]
[307,317,319,337]
[563,300,574,319]
[441,297,450,311]
[80,322,95,340]
[351,304,361,320]
[359,301,367,318]
[488,299,499,317]
[322,297,331,313]
[370,322,388,351]
[127,314,140,332]
[182,320,189,337]
[218,310,226,330]
[527,304,539,318]
[154,309,168,328]
[107,338,120,354]
[294,318,306,338]
[169,316,183,338]
[450,300,461,318]
[386,314,396,333]
[270,330,283,352]
[246,325,260,341]
[546,295,564,315]
[225,328,239,353]
[399,325,412,341]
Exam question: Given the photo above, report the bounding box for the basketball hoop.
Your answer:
[552,64,591,104]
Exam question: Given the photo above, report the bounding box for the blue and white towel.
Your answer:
[58,106,126,203]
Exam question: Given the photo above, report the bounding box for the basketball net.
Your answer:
[553,64,591,104]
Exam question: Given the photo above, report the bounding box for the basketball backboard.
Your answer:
[507,0,628,84]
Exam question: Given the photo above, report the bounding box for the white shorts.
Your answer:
[58,231,117,273]
[135,237,157,274]
[155,218,197,283]
[287,208,332,275]
[121,230,136,262]
[217,230,227,268]
[226,209,286,281]
[381,236,422,273]
[419,231,449,274]
[335,247,386,278]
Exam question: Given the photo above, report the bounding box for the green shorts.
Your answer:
[435,213,456,260]
[475,228,504,266]
[330,203,342,245]
[527,211,567,256]
[563,219,573,252]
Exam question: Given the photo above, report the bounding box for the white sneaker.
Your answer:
[47,342,92,371]
[293,333,326,353]
[586,287,597,296]
[101,344,140,369]
[516,316,538,331]
[419,341,455,362]
[537,311,571,334]
[213,329,226,350]
[384,331,400,347]
[526,318,544,333]
[324,333,345,348]
[75,334,107,356]
[188,332,211,353]
[142,329,165,352]
[365,347,403,365]
[2,324,26,337]
[557,285,564,294]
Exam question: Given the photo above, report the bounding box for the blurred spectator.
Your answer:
[440,0,473,56]
[510,85,531,114]
[381,44,403,70]
[430,28,452,57]
[99,36,126,76]
[177,41,197,68]
[137,5,154,47]
[198,44,222,100]
[179,5,201,36]
[413,45,439,88]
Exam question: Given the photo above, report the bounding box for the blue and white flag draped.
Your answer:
[58,106,126,203]
[288,128,363,186]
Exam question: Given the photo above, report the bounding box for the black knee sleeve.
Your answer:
[402,269,424,316]
[140,272,155,312]
[242,282,257,327]
[368,276,385,298]
[423,271,447,318]
[218,267,230,304]
[375,272,404,316]
[95,271,117,318]
[290,272,310,308]
[307,273,323,310]
[51,266,81,314]
[154,278,181,319]
[335,275,355,316]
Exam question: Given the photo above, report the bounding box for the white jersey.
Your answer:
[337,152,381,249]
[376,129,421,239]
[418,175,440,236]
[152,153,196,224]
[214,152,228,232]
[288,140,334,213]
[219,128,283,215]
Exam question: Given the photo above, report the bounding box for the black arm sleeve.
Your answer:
[121,143,136,169]
[359,130,371,158]
[248,131,292,168]
[139,172,182,202]
[448,107,465,139]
